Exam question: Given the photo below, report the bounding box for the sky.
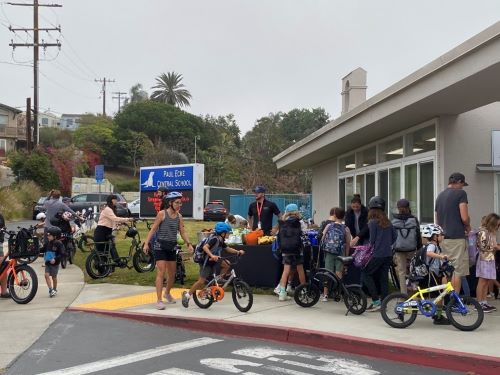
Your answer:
[0,0,499,134]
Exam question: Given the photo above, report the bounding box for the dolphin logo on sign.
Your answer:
[142,171,155,188]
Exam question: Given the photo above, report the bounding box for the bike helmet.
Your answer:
[126,227,138,238]
[165,191,183,200]
[214,222,232,235]
[368,196,386,210]
[422,224,443,238]
[157,186,168,193]
[46,226,62,237]
[36,212,46,220]
[285,203,299,213]
[62,211,72,221]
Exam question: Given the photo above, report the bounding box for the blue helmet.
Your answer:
[165,191,182,200]
[285,203,298,213]
[214,222,232,235]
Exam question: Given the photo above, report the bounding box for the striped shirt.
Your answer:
[157,210,179,242]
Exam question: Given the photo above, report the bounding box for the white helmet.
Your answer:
[62,211,73,221]
[36,212,46,220]
[422,224,443,238]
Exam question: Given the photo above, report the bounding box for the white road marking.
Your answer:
[233,347,380,375]
[200,358,262,373]
[35,337,222,375]
[264,366,313,375]
[147,368,204,375]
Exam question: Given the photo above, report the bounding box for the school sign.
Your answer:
[139,164,205,219]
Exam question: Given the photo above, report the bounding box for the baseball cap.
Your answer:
[253,185,266,193]
[449,172,469,186]
[397,199,410,208]
[285,203,298,213]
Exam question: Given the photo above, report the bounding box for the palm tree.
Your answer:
[150,72,192,107]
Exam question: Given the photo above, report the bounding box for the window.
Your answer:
[406,125,435,156]
[72,194,87,202]
[41,118,48,125]
[420,162,434,223]
[405,164,418,214]
[345,176,354,208]
[339,178,345,209]
[0,114,7,131]
[355,175,365,203]
[378,170,388,206]
[0,139,6,157]
[356,146,376,168]
[339,154,355,172]
[389,167,401,215]
[366,173,375,202]
[379,137,403,162]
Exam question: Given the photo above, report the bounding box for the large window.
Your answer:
[379,137,403,163]
[0,114,7,131]
[356,146,376,168]
[405,164,418,214]
[389,167,401,215]
[406,125,436,156]
[339,178,346,209]
[420,162,434,223]
[339,154,355,173]
[378,170,388,206]
[366,173,375,202]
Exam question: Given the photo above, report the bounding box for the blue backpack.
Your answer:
[321,223,345,255]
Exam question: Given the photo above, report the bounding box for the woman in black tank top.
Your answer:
[144,191,194,310]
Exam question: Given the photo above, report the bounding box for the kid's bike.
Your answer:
[193,255,253,312]
[380,263,484,331]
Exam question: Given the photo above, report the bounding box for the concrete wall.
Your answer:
[440,102,500,227]
[311,158,338,223]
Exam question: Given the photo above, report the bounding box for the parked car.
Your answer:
[68,193,130,217]
[203,201,228,221]
[129,198,140,217]
[32,197,47,219]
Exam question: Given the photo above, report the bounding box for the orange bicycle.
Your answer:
[0,228,39,304]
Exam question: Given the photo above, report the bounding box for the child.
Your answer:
[420,224,450,325]
[276,204,307,302]
[320,207,351,302]
[475,213,500,313]
[182,222,244,308]
[44,226,65,297]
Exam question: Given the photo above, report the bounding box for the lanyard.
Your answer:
[256,200,264,221]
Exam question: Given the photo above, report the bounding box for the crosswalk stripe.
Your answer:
[147,368,204,375]
[35,337,222,375]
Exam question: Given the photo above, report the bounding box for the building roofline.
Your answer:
[0,103,22,114]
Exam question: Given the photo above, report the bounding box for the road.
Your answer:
[6,311,460,375]
[4,219,38,232]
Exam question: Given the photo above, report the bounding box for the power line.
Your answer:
[112,91,127,113]
[95,77,115,116]
[60,32,98,77]
[39,69,97,100]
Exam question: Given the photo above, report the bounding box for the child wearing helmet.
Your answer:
[44,226,65,298]
[182,222,244,308]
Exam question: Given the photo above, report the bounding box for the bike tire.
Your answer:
[293,282,321,308]
[7,264,38,304]
[132,250,155,273]
[67,242,75,265]
[85,252,111,279]
[380,293,417,329]
[60,255,67,269]
[232,280,253,312]
[193,288,214,309]
[343,286,367,315]
[445,296,484,331]
[175,263,186,285]
[17,255,38,265]
[78,236,93,252]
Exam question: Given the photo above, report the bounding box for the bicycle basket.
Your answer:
[9,229,39,259]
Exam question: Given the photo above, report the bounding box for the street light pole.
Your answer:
[194,135,200,163]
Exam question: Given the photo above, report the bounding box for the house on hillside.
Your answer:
[274,21,500,227]
[39,111,60,128]
[60,114,83,130]
[0,103,28,160]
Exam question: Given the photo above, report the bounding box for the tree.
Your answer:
[123,83,148,106]
[73,117,117,164]
[39,127,73,148]
[150,72,192,107]
[7,150,59,190]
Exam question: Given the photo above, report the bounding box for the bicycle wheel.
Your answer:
[132,249,155,273]
[380,293,417,328]
[60,254,67,269]
[78,235,93,252]
[67,241,75,265]
[445,296,484,331]
[232,280,253,312]
[193,288,214,309]
[389,263,400,291]
[343,286,367,315]
[7,264,38,304]
[293,282,320,308]
[85,252,111,279]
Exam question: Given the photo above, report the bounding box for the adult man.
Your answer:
[435,172,471,294]
[247,186,280,235]
[156,186,168,211]
[225,214,246,229]
[43,190,76,244]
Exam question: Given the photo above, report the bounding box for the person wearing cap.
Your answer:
[247,186,280,235]
[156,186,168,211]
[434,172,471,294]
[391,198,422,294]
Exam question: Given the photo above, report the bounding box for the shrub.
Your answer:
[0,181,42,220]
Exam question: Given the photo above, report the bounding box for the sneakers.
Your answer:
[273,285,281,296]
[481,303,497,313]
[432,315,451,325]
[49,289,57,298]
[367,301,381,312]
[182,291,190,308]
[286,284,294,294]
[164,293,176,304]
[321,294,328,302]
[278,290,291,301]
[156,301,166,310]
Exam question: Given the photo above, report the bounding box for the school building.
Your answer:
[274,22,500,226]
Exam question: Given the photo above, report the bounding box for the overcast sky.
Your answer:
[0,0,499,134]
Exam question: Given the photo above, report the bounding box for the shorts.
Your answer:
[282,253,303,266]
[324,253,343,273]
[154,249,176,262]
[45,263,59,277]
[199,262,216,279]
[442,238,469,277]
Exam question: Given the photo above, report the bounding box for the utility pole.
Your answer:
[8,1,62,147]
[112,91,127,113]
[26,97,32,153]
[95,78,115,116]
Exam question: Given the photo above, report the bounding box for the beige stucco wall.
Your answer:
[311,158,338,223]
[439,102,500,228]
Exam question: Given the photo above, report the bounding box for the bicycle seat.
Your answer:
[338,256,353,265]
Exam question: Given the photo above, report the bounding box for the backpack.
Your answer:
[392,217,418,252]
[193,234,218,264]
[320,223,345,255]
[468,230,480,266]
[277,218,303,254]
[409,244,433,281]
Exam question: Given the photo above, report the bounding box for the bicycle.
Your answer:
[0,228,38,304]
[84,221,154,279]
[60,232,76,269]
[193,255,254,312]
[73,216,94,253]
[16,225,43,265]
[174,245,187,285]
[380,263,484,331]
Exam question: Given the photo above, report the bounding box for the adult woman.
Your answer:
[345,194,369,247]
[363,196,397,312]
[144,191,194,310]
[93,194,133,264]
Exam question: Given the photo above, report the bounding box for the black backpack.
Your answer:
[278,218,303,254]
[193,234,218,264]
[409,244,435,281]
